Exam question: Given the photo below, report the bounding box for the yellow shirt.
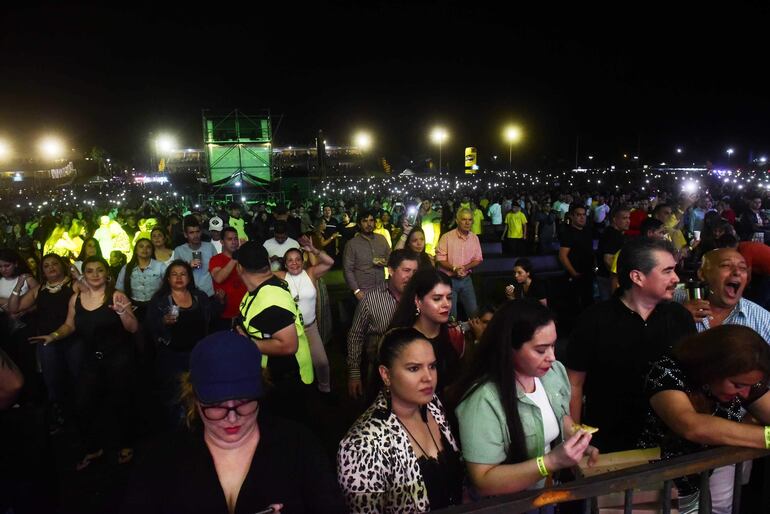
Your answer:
[504,211,528,239]
[373,227,392,248]
[472,208,484,235]
[610,250,621,274]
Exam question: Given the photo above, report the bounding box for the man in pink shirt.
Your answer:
[436,207,483,320]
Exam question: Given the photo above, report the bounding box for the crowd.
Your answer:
[2,171,770,513]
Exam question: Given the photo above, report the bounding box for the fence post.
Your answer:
[661,479,672,514]
[623,489,633,514]
[698,471,712,513]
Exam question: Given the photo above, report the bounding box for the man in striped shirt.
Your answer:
[346,250,419,399]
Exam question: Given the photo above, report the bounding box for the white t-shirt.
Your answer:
[593,204,610,224]
[487,203,502,225]
[524,377,560,454]
[0,277,29,300]
[262,237,300,271]
[211,239,222,254]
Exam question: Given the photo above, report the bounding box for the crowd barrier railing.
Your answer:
[437,446,770,514]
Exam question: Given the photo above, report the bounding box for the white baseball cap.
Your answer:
[208,216,224,231]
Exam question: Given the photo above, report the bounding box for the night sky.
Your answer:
[2,2,769,169]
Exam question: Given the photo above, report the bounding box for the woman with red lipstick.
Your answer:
[452,300,598,505]
[122,331,344,514]
[388,268,463,396]
[640,325,770,513]
[338,327,463,513]
[146,260,213,426]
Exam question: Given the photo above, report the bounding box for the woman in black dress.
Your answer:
[504,258,547,306]
[14,253,82,433]
[30,255,138,469]
[387,268,464,398]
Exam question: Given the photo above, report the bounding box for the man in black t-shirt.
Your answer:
[597,206,630,300]
[566,238,696,452]
[559,203,596,315]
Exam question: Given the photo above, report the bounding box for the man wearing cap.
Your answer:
[121,331,344,514]
[262,221,299,272]
[208,216,224,254]
[234,242,314,418]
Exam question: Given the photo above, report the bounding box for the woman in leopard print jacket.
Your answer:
[337,327,464,513]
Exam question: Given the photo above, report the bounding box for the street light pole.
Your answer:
[503,125,522,172]
[431,127,448,174]
[439,141,443,174]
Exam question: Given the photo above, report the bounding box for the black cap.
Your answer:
[233,241,270,271]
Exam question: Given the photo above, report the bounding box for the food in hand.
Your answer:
[572,423,599,434]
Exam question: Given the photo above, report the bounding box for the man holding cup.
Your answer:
[342,210,391,301]
[173,215,217,297]
[675,247,770,340]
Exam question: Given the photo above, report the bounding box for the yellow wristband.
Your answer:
[536,455,549,477]
[764,426,770,449]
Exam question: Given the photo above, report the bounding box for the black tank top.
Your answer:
[35,283,74,334]
[417,431,464,510]
[75,294,128,353]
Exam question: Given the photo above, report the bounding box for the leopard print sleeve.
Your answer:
[338,434,389,513]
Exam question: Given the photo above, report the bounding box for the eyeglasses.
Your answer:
[200,399,259,421]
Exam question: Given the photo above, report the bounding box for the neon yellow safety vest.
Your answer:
[239,277,314,385]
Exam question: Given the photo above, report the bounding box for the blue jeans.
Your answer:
[37,336,84,403]
[451,276,478,320]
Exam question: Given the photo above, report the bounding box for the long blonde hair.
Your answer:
[178,371,200,428]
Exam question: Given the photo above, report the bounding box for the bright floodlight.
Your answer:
[504,125,522,144]
[39,136,65,159]
[727,148,734,156]
[761,157,767,163]
[676,148,683,154]
[0,139,10,160]
[430,127,448,144]
[683,181,698,194]
[155,134,177,153]
[354,132,373,150]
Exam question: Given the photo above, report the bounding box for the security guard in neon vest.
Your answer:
[234,241,314,387]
